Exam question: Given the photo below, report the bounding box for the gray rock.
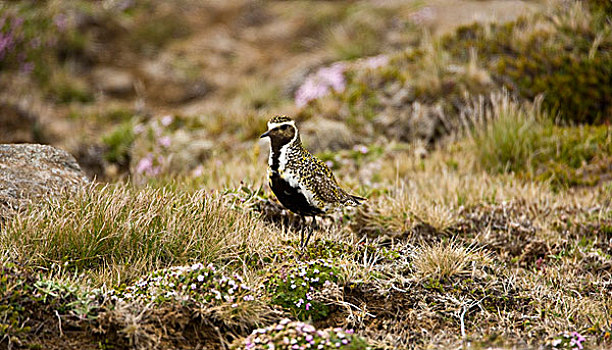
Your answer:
[0,144,90,221]
[301,117,356,153]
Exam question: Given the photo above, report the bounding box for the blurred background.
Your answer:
[0,0,610,185]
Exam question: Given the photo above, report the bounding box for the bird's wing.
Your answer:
[305,152,352,204]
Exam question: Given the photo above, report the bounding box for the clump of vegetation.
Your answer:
[469,96,612,187]
[0,184,269,283]
[1,263,101,348]
[411,240,487,282]
[0,2,130,81]
[107,262,271,330]
[297,238,399,264]
[232,318,371,350]
[1,263,37,345]
[102,120,136,168]
[0,5,62,75]
[299,43,496,144]
[110,263,256,308]
[301,1,610,152]
[266,259,342,321]
[443,2,612,124]
[469,97,547,174]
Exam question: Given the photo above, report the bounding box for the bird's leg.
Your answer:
[299,215,305,248]
[303,216,316,247]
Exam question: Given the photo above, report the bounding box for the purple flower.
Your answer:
[158,136,171,148]
[571,332,585,349]
[0,32,15,60]
[295,62,346,107]
[135,154,154,174]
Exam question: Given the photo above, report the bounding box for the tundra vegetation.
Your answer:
[0,0,610,349]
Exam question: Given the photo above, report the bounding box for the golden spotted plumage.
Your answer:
[262,115,364,215]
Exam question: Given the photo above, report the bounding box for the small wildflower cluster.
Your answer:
[0,11,57,74]
[267,259,341,321]
[133,115,175,176]
[549,332,586,349]
[295,63,347,107]
[234,319,371,350]
[109,263,256,310]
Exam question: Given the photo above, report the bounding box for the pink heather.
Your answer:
[135,154,154,174]
[295,62,346,107]
[572,332,585,349]
[158,136,172,148]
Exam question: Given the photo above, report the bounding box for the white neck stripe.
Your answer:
[267,122,299,171]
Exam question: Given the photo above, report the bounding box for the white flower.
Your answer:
[197,275,204,282]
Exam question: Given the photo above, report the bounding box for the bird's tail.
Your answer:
[346,194,366,206]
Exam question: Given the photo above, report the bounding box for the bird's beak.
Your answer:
[260,130,270,138]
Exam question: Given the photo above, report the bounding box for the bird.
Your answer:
[260,115,365,247]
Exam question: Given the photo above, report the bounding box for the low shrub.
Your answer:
[443,3,612,124]
[266,259,342,321]
[232,318,371,350]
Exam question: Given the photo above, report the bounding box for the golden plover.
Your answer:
[260,115,365,247]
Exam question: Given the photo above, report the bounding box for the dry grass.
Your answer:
[0,182,284,286]
[411,239,488,282]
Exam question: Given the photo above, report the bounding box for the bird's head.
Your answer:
[260,115,299,146]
